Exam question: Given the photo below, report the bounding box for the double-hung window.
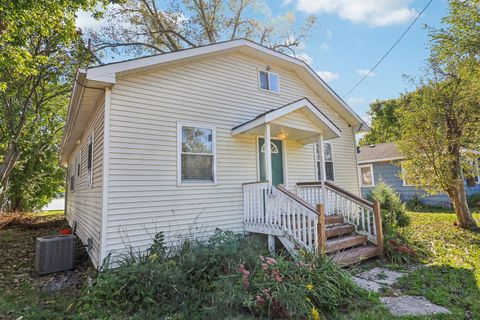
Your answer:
[87,135,94,188]
[76,151,81,177]
[315,142,334,181]
[179,124,216,184]
[259,70,280,93]
[359,164,374,187]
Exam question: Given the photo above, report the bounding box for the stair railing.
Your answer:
[243,182,321,252]
[297,181,384,256]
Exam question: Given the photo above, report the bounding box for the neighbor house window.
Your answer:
[87,135,94,187]
[259,70,280,93]
[315,142,334,181]
[359,164,374,187]
[179,124,216,184]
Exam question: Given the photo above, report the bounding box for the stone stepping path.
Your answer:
[353,267,450,317]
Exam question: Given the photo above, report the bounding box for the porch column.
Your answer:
[318,135,328,214]
[264,123,272,184]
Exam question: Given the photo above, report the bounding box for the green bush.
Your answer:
[73,230,359,319]
[467,193,480,209]
[367,181,410,234]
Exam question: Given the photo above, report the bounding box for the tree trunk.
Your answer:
[0,143,21,208]
[448,179,478,229]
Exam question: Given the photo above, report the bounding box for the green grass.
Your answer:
[0,210,94,320]
[345,210,480,319]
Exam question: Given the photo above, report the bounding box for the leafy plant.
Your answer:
[467,193,480,209]
[74,230,359,319]
[367,181,410,234]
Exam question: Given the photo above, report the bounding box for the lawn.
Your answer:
[345,210,480,319]
[0,209,479,319]
[0,211,95,320]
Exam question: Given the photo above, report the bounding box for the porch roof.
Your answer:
[231,98,341,144]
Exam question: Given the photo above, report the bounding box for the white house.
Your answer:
[60,39,383,268]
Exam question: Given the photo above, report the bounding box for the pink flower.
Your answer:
[259,255,265,261]
[239,264,250,290]
[272,268,284,282]
[266,257,277,265]
[298,261,306,267]
[261,263,269,270]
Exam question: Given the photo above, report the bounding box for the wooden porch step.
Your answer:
[325,224,355,238]
[330,244,379,266]
[325,215,344,225]
[326,235,367,253]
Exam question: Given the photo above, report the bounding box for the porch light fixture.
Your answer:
[276,132,288,140]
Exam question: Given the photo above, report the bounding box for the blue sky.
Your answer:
[77,0,449,122]
[272,0,449,121]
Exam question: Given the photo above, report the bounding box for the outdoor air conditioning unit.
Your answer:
[35,234,76,275]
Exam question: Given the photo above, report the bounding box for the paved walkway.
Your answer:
[353,267,450,317]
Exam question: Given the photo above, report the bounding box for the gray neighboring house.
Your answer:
[357,142,480,207]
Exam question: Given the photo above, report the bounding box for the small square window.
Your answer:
[259,70,279,93]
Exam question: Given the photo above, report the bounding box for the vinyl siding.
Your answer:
[65,98,105,267]
[105,52,360,258]
[360,161,480,207]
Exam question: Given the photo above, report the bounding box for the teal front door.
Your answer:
[258,138,284,186]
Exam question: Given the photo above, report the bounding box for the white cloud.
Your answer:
[76,10,105,30]
[293,0,417,27]
[297,53,313,65]
[356,69,377,77]
[317,71,339,83]
[347,97,366,107]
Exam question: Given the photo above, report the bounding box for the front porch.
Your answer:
[232,98,383,265]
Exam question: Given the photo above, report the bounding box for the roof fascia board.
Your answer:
[83,39,365,126]
[358,156,404,164]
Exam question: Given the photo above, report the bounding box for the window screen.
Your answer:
[181,126,214,182]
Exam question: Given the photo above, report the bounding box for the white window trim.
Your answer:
[314,141,335,182]
[257,68,281,94]
[401,162,415,187]
[177,122,217,186]
[358,163,375,187]
[87,133,94,188]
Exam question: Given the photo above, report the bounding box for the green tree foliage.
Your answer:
[0,0,103,211]
[359,99,402,146]
[85,0,316,62]
[398,0,480,229]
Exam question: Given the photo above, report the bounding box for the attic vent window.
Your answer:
[259,70,280,93]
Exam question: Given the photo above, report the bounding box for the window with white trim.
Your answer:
[359,164,374,187]
[315,142,334,181]
[179,124,215,183]
[259,70,280,93]
[87,135,94,188]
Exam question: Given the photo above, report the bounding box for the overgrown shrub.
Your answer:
[467,193,480,209]
[367,181,410,233]
[73,230,359,319]
[367,182,418,263]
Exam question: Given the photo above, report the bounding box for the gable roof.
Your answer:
[60,39,368,163]
[357,142,403,164]
[232,97,341,141]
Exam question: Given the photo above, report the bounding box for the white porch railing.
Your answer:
[297,182,380,245]
[243,182,319,251]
